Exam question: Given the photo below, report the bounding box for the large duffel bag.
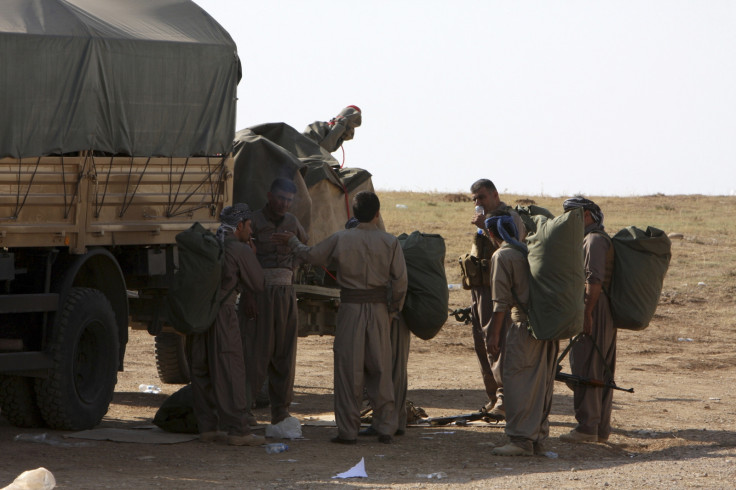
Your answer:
[398,231,449,340]
[526,208,585,340]
[608,226,672,330]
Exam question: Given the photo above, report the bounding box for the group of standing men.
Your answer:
[467,179,617,456]
[190,177,408,447]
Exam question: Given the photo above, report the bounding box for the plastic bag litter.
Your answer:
[265,416,302,439]
[2,467,56,490]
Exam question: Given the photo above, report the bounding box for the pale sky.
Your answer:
[197,1,736,196]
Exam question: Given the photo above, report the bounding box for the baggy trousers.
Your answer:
[190,304,251,436]
[243,284,299,423]
[502,322,558,450]
[333,302,397,440]
[471,286,505,407]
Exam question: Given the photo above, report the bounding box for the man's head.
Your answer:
[352,191,380,223]
[267,178,297,217]
[470,179,500,212]
[563,196,604,228]
[219,203,253,241]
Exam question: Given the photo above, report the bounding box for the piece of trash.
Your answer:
[543,451,558,459]
[138,384,162,394]
[447,284,463,290]
[697,282,706,286]
[137,455,155,461]
[417,472,447,479]
[422,431,455,435]
[14,433,91,448]
[677,338,694,342]
[395,204,408,209]
[332,457,368,479]
[4,467,56,490]
[264,442,289,454]
[709,397,721,401]
[265,416,302,439]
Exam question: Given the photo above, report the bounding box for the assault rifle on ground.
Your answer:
[420,407,504,427]
[555,370,634,393]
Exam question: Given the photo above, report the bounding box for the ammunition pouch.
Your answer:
[458,254,491,289]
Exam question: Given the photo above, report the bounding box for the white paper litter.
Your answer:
[332,457,368,479]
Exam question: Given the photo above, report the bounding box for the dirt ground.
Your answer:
[2,293,735,489]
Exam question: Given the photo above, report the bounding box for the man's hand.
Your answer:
[471,212,485,229]
[272,231,294,245]
[241,292,258,320]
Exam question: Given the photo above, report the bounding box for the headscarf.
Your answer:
[562,196,604,226]
[345,217,359,229]
[217,203,252,242]
[485,215,528,255]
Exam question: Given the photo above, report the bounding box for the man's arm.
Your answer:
[389,241,408,313]
[485,310,506,357]
[583,282,602,335]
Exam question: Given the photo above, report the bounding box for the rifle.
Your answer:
[421,408,503,427]
[555,370,634,393]
[449,306,472,324]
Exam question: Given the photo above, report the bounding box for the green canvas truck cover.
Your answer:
[0,0,240,158]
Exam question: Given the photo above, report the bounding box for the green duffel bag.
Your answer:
[514,204,555,235]
[166,222,224,335]
[608,226,672,330]
[153,384,198,434]
[398,231,449,340]
[526,208,585,340]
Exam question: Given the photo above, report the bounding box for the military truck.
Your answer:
[0,0,239,430]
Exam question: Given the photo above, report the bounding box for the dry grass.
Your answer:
[379,191,736,344]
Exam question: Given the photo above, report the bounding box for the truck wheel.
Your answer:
[0,375,46,428]
[36,287,119,430]
[155,332,190,384]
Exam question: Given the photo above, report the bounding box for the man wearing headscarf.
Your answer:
[485,213,558,456]
[303,105,362,153]
[190,203,266,446]
[467,179,527,420]
[559,197,616,444]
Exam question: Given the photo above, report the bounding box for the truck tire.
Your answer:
[36,287,119,430]
[155,332,190,384]
[0,375,46,428]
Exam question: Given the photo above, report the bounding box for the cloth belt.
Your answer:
[340,287,388,304]
[510,306,528,323]
[263,268,293,286]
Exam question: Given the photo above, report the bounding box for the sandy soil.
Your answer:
[2,288,735,490]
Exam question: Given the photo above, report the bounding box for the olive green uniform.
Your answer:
[492,245,557,452]
[289,222,407,440]
[241,208,307,423]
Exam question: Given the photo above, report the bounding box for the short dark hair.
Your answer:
[470,179,497,194]
[352,191,380,222]
[270,177,297,194]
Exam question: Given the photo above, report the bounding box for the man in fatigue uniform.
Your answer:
[559,197,616,443]
[468,179,527,419]
[484,213,558,456]
[241,178,307,425]
[191,204,266,446]
[275,191,408,444]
